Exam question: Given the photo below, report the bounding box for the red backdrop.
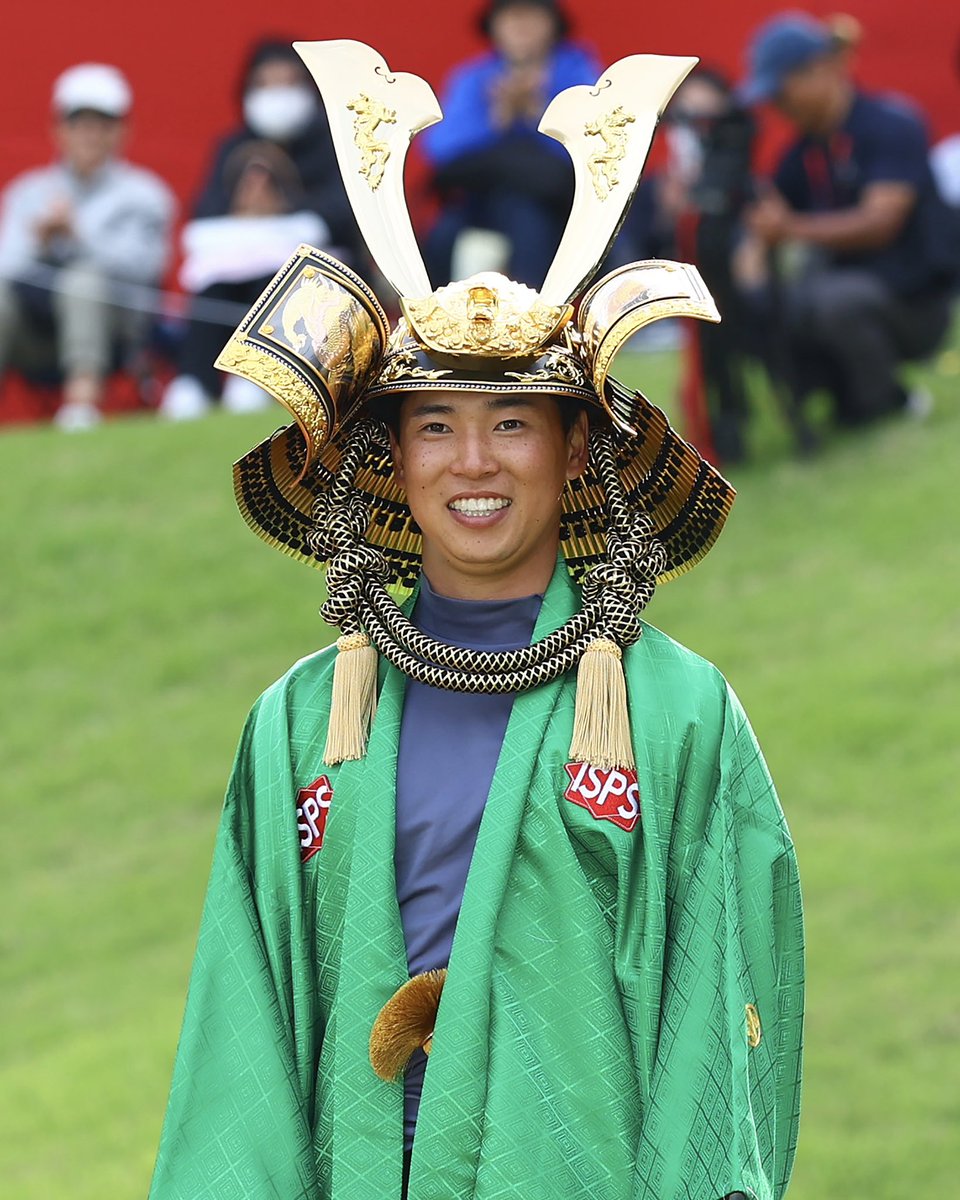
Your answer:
[2,0,957,217]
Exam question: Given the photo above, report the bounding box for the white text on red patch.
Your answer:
[563,761,641,832]
[297,776,333,861]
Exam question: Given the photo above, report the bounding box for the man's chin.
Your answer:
[423,538,517,580]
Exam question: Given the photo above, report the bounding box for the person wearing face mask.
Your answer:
[160,39,360,420]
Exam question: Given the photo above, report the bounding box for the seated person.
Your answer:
[160,39,360,420]
[741,13,960,426]
[0,63,175,431]
[420,0,599,288]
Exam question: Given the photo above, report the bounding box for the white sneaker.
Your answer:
[904,386,934,421]
[54,403,101,432]
[221,375,273,414]
[159,375,214,421]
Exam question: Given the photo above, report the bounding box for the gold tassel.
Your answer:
[369,968,448,1082]
[322,631,378,765]
[569,637,635,771]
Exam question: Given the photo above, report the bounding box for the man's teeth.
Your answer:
[448,498,511,515]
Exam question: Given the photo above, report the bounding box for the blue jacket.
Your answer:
[422,43,600,166]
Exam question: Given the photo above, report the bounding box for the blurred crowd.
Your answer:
[1,0,958,459]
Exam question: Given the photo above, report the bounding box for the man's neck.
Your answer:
[64,158,114,183]
[419,545,558,602]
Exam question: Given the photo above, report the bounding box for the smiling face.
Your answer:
[389,390,588,600]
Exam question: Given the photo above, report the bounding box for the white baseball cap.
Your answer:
[52,63,132,118]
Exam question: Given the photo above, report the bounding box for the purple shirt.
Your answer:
[395,574,542,1150]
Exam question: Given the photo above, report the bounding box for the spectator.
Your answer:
[741,13,960,427]
[421,0,599,288]
[635,69,759,461]
[930,35,960,213]
[931,133,960,210]
[0,64,175,430]
[160,39,360,421]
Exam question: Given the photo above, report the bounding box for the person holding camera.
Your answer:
[653,69,759,462]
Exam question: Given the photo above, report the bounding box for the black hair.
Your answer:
[554,393,588,434]
[478,0,571,42]
[686,64,735,96]
[237,36,308,102]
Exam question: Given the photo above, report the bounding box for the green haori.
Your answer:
[150,562,803,1200]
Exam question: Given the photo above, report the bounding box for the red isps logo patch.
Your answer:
[563,761,641,832]
[296,776,333,862]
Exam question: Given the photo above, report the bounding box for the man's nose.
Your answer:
[451,432,497,477]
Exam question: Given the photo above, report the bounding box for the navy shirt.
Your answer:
[394,575,543,1151]
[775,90,960,296]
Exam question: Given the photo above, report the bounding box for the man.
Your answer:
[421,0,599,286]
[0,63,175,429]
[150,41,802,1200]
[741,12,960,427]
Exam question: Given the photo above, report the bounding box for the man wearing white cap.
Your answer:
[0,63,175,429]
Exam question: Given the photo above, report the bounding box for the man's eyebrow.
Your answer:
[486,395,536,411]
[406,395,537,419]
[407,401,455,418]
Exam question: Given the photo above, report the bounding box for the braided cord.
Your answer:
[363,582,597,674]
[308,420,666,696]
[362,601,596,692]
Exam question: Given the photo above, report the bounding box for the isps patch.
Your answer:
[296,776,333,862]
[563,762,641,832]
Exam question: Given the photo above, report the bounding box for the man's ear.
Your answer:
[565,410,589,481]
[388,426,405,488]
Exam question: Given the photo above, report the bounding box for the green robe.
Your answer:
[150,563,803,1200]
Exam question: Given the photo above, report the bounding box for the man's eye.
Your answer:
[496,418,524,431]
[421,422,449,434]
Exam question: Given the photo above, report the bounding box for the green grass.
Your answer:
[2,338,959,1197]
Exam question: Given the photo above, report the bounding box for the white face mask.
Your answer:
[243,85,316,141]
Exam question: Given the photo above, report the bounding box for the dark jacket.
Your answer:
[192,109,361,257]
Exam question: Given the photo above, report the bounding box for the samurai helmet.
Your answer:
[216,41,735,769]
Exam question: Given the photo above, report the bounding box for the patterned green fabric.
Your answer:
[150,563,803,1200]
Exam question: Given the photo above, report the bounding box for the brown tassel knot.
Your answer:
[369,969,448,1082]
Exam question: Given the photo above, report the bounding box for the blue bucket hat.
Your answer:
[740,12,835,103]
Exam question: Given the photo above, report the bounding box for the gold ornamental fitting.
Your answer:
[578,259,720,432]
[745,1003,762,1048]
[215,244,389,477]
[401,272,573,361]
[294,40,442,298]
